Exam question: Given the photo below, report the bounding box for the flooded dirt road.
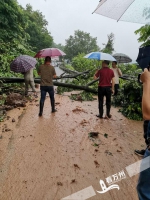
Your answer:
[0,93,144,200]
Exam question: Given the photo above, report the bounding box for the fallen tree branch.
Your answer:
[86,79,98,86]
[59,65,79,74]
[0,74,137,95]
[0,77,97,94]
[57,70,90,79]
[120,75,137,81]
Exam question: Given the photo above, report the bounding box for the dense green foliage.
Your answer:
[102,33,115,54]
[64,30,99,61]
[23,4,53,52]
[112,64,143,120]
[134,7,150,47]
[59,56,143,120]
[72,53,98,72]
[0,0,28,44]
[0,0,54,78]
[135,25,150,47]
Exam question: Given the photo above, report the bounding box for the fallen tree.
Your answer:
[0,70,98,94]
[0,77,97,94]
[0,71,137,95]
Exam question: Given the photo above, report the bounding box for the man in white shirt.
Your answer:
[111,61,122,95]
[23,68,36,96]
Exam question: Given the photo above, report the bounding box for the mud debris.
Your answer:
[72,106,87,113]
[88,132,99,138]
[71,179,76,183]
[57,182,63,186]
[80,119,88,126]
[105,150,113,156]
[94,160,100,167]
[12,118,15,122]
[5,128,11,132]
[104,133,108,138]
[74,164,80,169]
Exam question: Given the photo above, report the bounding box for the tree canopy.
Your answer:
[0,0,54,76]
[64,30,99,61]
[102,33,115,54]
[135,25,150,47]
[0,0,27,43]
[22,4,53,52]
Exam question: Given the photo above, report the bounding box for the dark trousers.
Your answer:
[98,86,112,117]
[143,120,149,145]
[40,86,55,112]
[143,120,150,145]
[114,84,119,96]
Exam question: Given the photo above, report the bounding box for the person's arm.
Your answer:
[94,70,99,80]
[140,68,150,120]
[53,74,57,79]
[53,67,57,79]
[117,68,122,76]
[111,77,115,95]
[38,65,41,76]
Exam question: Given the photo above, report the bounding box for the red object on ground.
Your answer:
[34,48,66,58]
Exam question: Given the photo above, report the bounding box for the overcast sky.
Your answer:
[17,0,143,61]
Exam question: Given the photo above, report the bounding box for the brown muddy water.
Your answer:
[0,92,144,200]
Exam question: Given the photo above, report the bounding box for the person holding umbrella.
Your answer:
[10,55,37,96]
[111,61,122,95]
[22,68,36,96]
[38,56,57,116]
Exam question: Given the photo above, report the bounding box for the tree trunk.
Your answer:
[0,77,97,94]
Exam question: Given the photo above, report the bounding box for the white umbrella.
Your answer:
[93,0,150,24]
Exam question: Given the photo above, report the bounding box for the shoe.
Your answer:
[52,109,57,113]
[107,114,112,118]
[96,114,103,118]
[34,93,38,98]
[39,102,44,116]
[51,100,57,113]
[134,149,145,156]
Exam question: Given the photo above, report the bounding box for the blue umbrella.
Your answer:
[136,45,150,70]
[84,52,116,61]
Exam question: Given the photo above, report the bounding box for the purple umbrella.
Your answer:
[10,55,37,73]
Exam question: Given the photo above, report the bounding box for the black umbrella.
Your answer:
[112,53,132,64]
[136,45,150,70]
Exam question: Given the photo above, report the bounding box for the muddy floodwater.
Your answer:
[0,92,144,200]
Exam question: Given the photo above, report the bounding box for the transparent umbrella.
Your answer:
[93,0,150,24]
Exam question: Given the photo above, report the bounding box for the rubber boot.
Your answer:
[51,100,57,113]
[39,102,44,116]
[106,109,111,118]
